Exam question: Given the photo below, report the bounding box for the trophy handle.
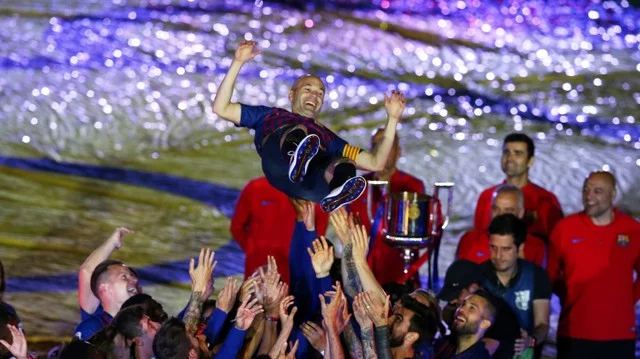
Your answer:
[431,182,454,235]
[367,180,389,225]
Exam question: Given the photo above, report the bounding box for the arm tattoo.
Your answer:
[342,243,363,296]
[374,326,392,359]
[361,326,378,359]
[343,323,364,359]
[184,291,204,335]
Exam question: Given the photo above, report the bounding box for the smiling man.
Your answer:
[473,133,563,241]
[75,259,140,340]
[548,171,640,359]
[212,41,406,212]
[434,289,496,359]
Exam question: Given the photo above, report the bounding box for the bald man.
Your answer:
[547,171,640,359]
[457,184,546,267]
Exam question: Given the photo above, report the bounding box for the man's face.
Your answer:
[582,173,615,219]
[388,305,415,347]
[491,191,523,219]
[371,130,400,171]
[489,234,519,272]
[501,141,533,178]
[105,265,139,305]
[453,295,488,336]
[289,76,325,118]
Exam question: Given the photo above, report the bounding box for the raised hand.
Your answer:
[234,40,262,63]
[291,198,316,231]
[307,236,334,278]
[275,340,299,359]
[234,296,264,330]
[352,292,373,330]
[278,295,298,332]
[301,321,326,353]
[362,291,390,328]
[384,89,406,122]
[216,277,239,314]
[320,282,350,333]
[0,325,27,359]
[350,224,370,264]
[108,227,133,250]
[259,256,283,314]
[329,207,357,245]
[189,248,217,293]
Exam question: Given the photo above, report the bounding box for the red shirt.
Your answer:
[474,181,564,242]
[230,177,328,284]
[349,170,425,285]
[456,229,546,267]
[547,209,640,340]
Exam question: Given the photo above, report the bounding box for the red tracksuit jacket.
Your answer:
[230,177,328,284]
[547,209,640,340]
[474,181,564,242]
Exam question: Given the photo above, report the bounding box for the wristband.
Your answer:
[265,316,278,322]
[530,337,536,348]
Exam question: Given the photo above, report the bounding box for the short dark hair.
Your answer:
[87,325,118,355]
[60,339,106,359]
[504,133,535,158]
[90,260,138,298]
[488,214,527,248]
[153,318,193,359]
[400,295,439,349]
[470,288,497,323]
[122,293,168,324]
[112,304,145,340]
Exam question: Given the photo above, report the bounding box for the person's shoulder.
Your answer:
[74,313,105,338]
[614,209,640,230]
[554,212,583,229]
[528,182,560,200]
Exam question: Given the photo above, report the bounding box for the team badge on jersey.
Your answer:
[617,234,630,247]
[515,290,531,311]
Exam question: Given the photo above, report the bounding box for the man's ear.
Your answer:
[288,90,295,103]
[527,156,535,169]
[189,348,198,359]
[480,318,492,331]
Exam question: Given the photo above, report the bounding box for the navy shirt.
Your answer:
[74,309,112,340]
[239,104,349,157]
[434,335,491,359]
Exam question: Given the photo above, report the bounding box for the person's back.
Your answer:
[230,176,328,283]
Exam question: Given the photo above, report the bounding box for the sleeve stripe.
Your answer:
[342,144,361,161]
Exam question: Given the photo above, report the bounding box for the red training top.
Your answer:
[230,177,328,284]
[456,229,546,267]
[547,209,640,340]
[474,181,564,242]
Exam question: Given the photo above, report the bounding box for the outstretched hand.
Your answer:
[0,325,27,359]
[307,236,334,278]
[384,89,406,122]
[108,227,133,250]
[234,296,264,330]
[234,41,262,63]
[189,248,217,293]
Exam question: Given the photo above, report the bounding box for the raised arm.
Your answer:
[351,224,386,305]
[78,227,132,314]
[212,41,262,125]
[184,248,217,335]
[329,208,362,298]
[354,90,405,171]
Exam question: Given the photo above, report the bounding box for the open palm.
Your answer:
[307,236,334,277]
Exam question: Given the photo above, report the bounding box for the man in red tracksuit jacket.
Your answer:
[547,171,640,359]
[457,184,546,267]
[474,133,563,242]
[348,129,425,286]
[230,176,328,284]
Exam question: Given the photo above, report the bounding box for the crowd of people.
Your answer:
[0,40,638,359]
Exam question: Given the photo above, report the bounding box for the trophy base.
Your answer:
[384,234,431,249]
